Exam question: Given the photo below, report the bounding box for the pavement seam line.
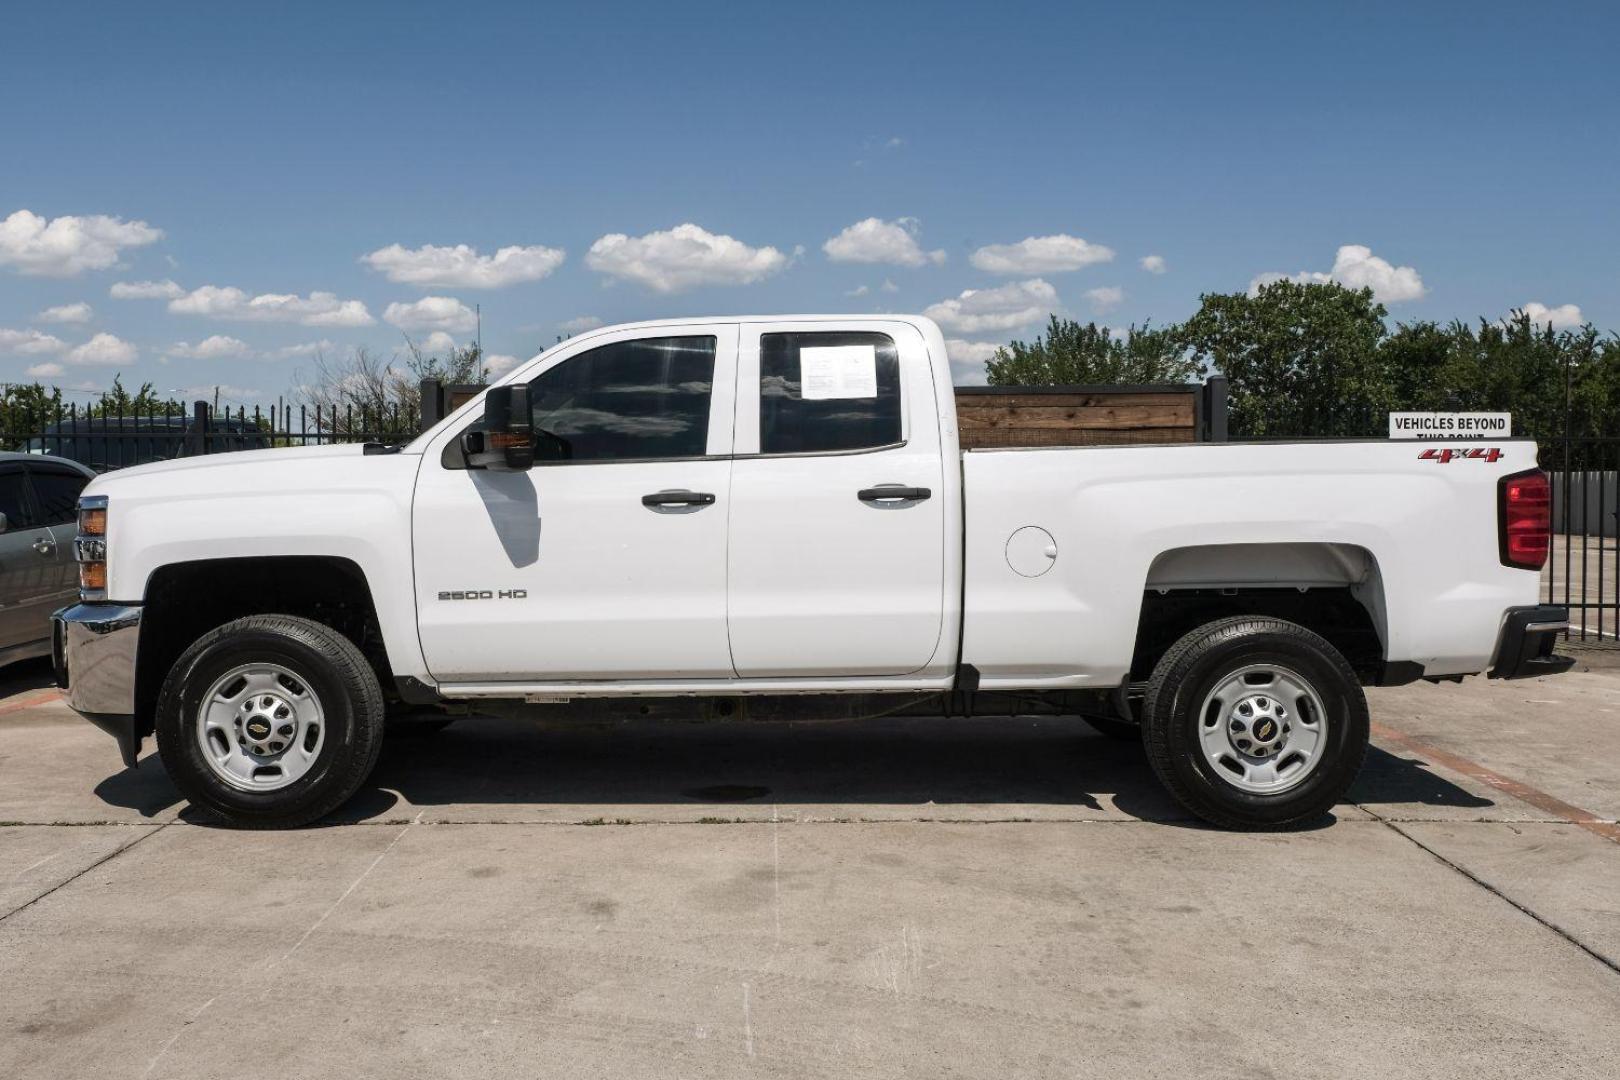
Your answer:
[1371,814,1620,979]
[139,816,418,1079]
[267,817,415,973]
[1370,720,1620,844]
[0,822,168,924]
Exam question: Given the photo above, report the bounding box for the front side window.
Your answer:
[759,331,901,455]
[528,335,716,462]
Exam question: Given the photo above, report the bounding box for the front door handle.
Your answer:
[32,538,55,557]
[642,490,717,507]
[858,486,931,503]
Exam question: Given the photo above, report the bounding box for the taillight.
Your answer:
[1498,469,1550,570]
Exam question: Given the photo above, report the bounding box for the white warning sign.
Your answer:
[800,345,878,400]
[1388,412,1511,439]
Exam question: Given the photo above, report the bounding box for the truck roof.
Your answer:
[558,313,939,338]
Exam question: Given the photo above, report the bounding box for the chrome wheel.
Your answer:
[1197,663,1327,794]
[195,663,325,792]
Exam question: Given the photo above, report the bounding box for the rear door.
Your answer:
[726,321,947,676]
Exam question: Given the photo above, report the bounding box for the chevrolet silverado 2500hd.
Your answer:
[51,315,1572,829]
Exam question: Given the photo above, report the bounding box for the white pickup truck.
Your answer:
[52,315,1571,829]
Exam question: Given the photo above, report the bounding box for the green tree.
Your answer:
[1382,313,1611,443]
[406,339,486,386]
[1379,319,1466,413]
[299,337,490,440]
[985,316,1200,386]
[1182,281,1390,438]
[85,375,184,418]
[0,382,65,452]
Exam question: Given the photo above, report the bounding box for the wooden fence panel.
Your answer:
[955,385,1201,449]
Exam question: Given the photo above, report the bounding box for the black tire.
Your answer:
[156,615,386,828]
[1142,616,1368,830]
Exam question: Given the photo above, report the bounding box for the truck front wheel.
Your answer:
[1142,616,1368,829]
[155,615,386,828]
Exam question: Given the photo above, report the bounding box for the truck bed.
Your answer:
[958,438,1541,690]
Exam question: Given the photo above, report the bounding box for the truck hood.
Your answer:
[97,442,380,482]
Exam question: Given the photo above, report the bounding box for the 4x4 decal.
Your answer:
[1419,447,1503,464]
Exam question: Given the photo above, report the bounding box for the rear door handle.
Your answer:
[858,486,931,503]
[642,490,716,507]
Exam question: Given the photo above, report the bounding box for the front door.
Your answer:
[726,323,947,677]
[413,326,739,682]
[26,461,91,606]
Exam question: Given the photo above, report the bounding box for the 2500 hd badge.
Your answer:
[438,589,529,600]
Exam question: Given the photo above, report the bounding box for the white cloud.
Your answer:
[181,383,260,402]
[1084,286,1124,313]
[0,328,68,355]
[1250,244,1427,304]
[845,284,870,297]
[587,223,793,293]
[267,339,338,360]
[559,315,603,333]
[361,242,566,288]
[0,209,162,277]
[110,278,184,300]
[37,301,93,324]
[65,332,138,366]
[485,353,523,376]
[383,295,477,334]
[969,235,1113,275]
[923,278,1056,333]
[170,285,375,326]
[823,217,945,268]
[944,339,1001,386]
[1518,302,1584,329]
[168,335,252,360]
[1140,254,1167,274]
[415,330,458,355]
[25,362,65,378]
[881,278,899,293]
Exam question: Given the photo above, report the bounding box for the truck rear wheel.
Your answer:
[1142,616,1368,829]
[155,615,386,828]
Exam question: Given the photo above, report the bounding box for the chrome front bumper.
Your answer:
[51,602,143,766]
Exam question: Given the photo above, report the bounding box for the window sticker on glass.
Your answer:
[800,345,878,400]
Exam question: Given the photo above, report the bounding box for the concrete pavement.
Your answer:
[3,656,1618,1078]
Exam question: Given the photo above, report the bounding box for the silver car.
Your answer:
[0,452,95,665]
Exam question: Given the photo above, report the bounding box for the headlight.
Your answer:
[76,495,108,598]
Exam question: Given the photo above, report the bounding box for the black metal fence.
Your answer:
[6,388,1613,645]
[0,400,420,473]
[1542,438,1620,644]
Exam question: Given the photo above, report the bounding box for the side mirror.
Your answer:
[461,385,534,471]
[0,511,8,534]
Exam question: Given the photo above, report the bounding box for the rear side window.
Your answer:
[759,331,901,455]
[30,468,89,525]
[528,335,716,462]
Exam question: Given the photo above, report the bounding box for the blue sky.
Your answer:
[2,0,1615,401]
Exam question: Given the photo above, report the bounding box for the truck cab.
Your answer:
[411,317,958,688]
